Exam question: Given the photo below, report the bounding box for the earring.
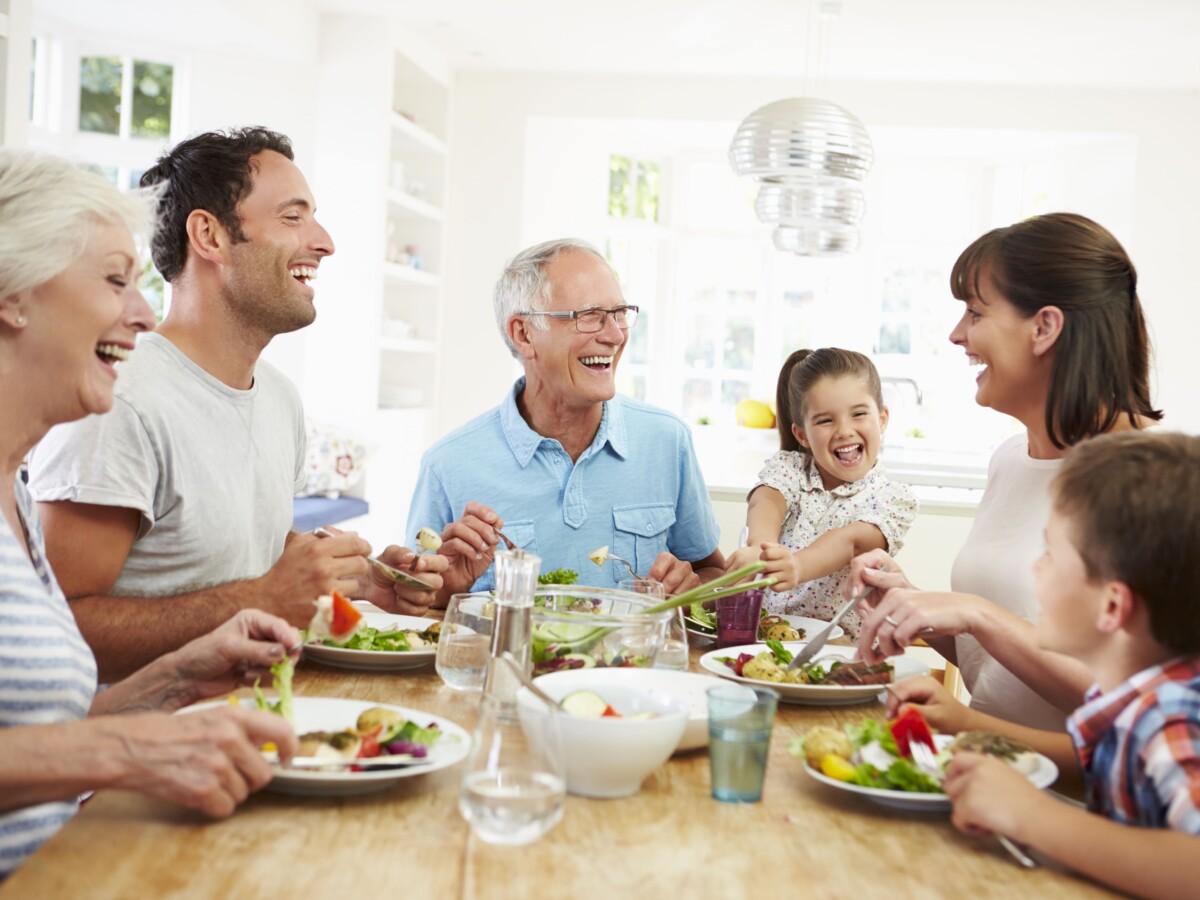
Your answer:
[14,314,26,327]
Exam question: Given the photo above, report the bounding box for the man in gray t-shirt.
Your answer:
[27,128,445,681]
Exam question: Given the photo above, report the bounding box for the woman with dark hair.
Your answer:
[851,213,1162,730]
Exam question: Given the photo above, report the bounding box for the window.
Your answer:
[78,54,173,138]
[29,31,185,321]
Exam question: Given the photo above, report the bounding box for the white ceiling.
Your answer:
[313,0,1200,90]
[32,0,1200,91]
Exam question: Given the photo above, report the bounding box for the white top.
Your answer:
[755,451,918,638]
[0,475,98,878]
[27,333,306,597]
[951,432,1075,731]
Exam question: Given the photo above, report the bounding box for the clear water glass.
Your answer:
[707,684,779,802]
[619,578,687,670]
[436,593,493,691]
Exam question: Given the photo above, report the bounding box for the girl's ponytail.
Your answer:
[776,349,813,451]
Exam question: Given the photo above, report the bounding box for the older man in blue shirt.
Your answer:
[407,238,725,604]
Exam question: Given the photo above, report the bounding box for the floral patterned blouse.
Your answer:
[754,451,918,638]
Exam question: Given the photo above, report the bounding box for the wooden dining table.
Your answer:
[2,643,1116,899]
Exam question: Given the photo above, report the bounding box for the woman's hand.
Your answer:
[167,609,302,708]
[857,589,988,664]
[844,550,911,604]
[103,706,297,818]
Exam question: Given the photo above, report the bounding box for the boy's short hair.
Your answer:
[1052,430,1200,654]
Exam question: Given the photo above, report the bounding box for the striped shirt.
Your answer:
[1067,656,1200,833]
[1,475,98,878]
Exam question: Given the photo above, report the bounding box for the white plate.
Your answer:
[685,614,844,645]
[187,697,470,796]
[803,734,1059,811]
[697,643,929,706]
[303,613,438,671]
[533,667,726,752]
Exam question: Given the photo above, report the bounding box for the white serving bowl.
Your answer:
[518,677,688,799]
[534,667,723,752]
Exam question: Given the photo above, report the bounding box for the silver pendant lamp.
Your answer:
[729,4,874,256]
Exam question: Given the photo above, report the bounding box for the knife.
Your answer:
[786,590,868,670]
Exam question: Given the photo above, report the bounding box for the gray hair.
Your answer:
[493,238,610,358]
[0,149,156,299]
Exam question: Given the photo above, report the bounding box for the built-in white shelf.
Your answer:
[382,261,440,288]
[386,187,444,222]
[390,111,447,156]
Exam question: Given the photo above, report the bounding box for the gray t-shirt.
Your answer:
[27,332,306,597]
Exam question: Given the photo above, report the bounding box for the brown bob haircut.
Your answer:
[950,212,1160,449]
[1052,430,1200,655]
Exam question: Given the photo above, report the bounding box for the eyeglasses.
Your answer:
[517,305,639,333]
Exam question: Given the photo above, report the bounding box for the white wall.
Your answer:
[439,73,1200,442]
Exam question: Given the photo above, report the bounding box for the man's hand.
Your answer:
[647,552,701,596]
[103,706,297,818]
[366,545,448,615]
[436,502,507,601]
[253,530,371,625]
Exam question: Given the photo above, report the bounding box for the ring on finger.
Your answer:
[884,614,900,627]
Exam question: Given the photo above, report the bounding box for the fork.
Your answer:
[909,736,1037,869]
[599,552,637,580]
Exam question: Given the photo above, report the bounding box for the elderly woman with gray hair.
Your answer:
[0,149,299,879]
[406,237,725,606]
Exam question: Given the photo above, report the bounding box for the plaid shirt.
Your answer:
[1067,656,1200,833]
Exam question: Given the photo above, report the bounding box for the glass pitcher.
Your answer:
[458,549,566,845]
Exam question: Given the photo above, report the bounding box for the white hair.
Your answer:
[0,149,156,299]
[492,237,610,359]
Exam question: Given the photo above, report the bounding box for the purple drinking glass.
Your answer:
[715,588,764,649]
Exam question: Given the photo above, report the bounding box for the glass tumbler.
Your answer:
[435,593,494,691]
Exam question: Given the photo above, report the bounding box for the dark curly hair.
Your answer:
[139,126,294,282]
[950,212,1161,449]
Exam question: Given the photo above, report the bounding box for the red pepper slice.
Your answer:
[889,706,935,758]
[329,590,362,639]
[357,724,383,759]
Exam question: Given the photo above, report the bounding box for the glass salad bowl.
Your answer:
[529,586,673,676]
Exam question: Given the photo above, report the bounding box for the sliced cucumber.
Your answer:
[559,690,611,718]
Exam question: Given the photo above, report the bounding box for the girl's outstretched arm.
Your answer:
[765,521,887,592]
[725,485,787,573]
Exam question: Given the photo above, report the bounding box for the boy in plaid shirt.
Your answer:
[883,430,1199,896]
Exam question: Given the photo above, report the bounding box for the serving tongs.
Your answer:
[637,562,774,616]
